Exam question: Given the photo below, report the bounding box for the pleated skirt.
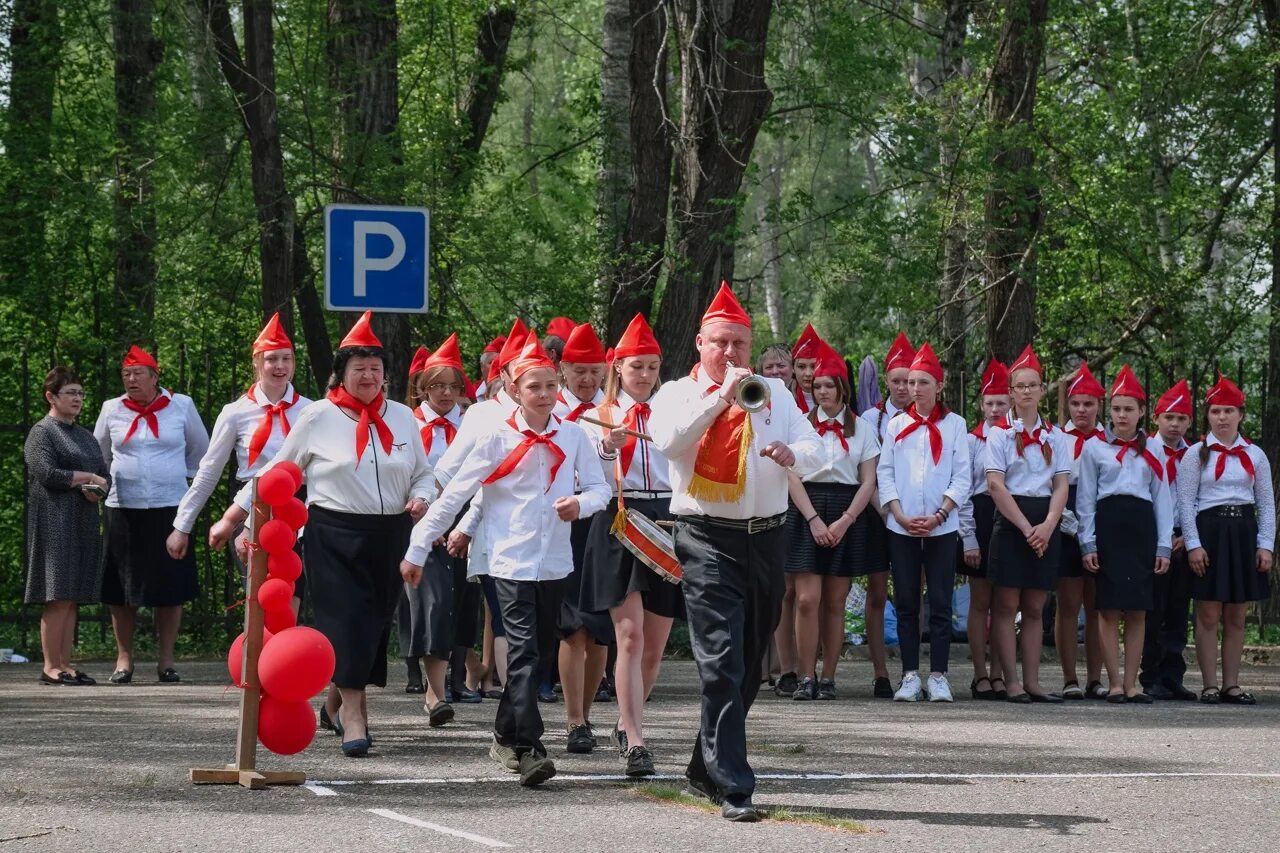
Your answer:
[784,482,876,577]
[1192,506,1270,603]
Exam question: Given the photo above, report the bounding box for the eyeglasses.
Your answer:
[1011,383,1043,393]
[426,383,466,394]
[58,390,86,398]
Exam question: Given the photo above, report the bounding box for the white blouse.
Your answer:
[1176,434,1276,552]
[1076,434,1175,558]
[238,398,435,515]
[876,407,970,537]
[648,373,822,520]
[959,422,996,552]
[406,412,611,581]
[173,383,313,534]
[94,390,210,509]
[985,417,1071,498]
[554,388,604,422]
[802,407,879,486]
[435,390,517,488]
[1062,422,1109,483]
[416,401,464,470]
[860,399,904,443]
[581,391,673,493]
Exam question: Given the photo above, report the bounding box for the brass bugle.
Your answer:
[726,360,770,413]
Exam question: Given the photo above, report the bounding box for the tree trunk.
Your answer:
[113,0,161,350]
[936,0,972,382]
[1,0,60,343]
[1260,0,1280,629]
[328,0,412,399]
[595,0,633,327]
[981,0,1048,365]
[606,0,673,344]
[653,0,775,373]
[757,135,784,338]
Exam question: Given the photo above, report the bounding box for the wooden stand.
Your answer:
[190,487,306,790]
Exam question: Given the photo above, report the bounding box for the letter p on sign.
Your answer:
[325,205,429,313]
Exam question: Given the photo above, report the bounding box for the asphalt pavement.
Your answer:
[1,657,1277,852]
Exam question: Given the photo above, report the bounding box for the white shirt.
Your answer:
[1176,434,1276,552]
[406,412,611,581]
[580,391,673,493]
[173,383,313,533]
[803,407,879,485]
[1062,422,1109,483]
[959,421,996,551]
[648,373,822,519]
[416,402,464,470]
[985,417,1071,497]
[94,390,210,509]
[554,387,604,422]
[1076,433,1175,558]
[876,407,970,537]
[435,390,517,487]
[860,399,904,443]
[237,398,435,515]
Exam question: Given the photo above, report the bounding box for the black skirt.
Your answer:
[102,506,198,607]
[784,482,875,577]
[1058,484,1084,579]
[957,492,996,579]
[1094,495,1155,611]
[397,543,455,658]
[306,505,411,689]
[581,497,684,619]
[559,517,616,644]
[988,496,1063,591]
[1192,506,1270,603]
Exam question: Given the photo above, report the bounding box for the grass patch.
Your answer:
[634,784,872,834]
[748,740,806,755]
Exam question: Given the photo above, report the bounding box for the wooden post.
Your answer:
[190,480,306,789]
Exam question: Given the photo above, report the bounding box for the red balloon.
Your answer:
[258,468,296,506]
[259,626,337,702]
[267,550,303,583]
[257,695,317,755]
[257,577,295,613]
[226,628,274,686]
[275,460,304,491]
[273,497,308,531]
[258,519,296,554]
[264,606,297,634]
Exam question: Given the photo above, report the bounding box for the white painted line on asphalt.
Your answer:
[367,808,512,848]
[302,783,338,796]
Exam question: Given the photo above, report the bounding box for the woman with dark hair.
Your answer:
[25,367,110,685]
[232,312,435,755]
[94,346,209,685]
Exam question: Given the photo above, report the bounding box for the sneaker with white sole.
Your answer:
[927,674,954,703]
[893,672,923,702]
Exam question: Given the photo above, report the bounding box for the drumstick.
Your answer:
[656,520,675,528]
[579,414,652,442]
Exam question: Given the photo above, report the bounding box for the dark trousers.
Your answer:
[492,577,563,757]
[1140,545,1191,688]
[888,532,958,674]
[674,518,786,801]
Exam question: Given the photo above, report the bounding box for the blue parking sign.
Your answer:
[324,204,430,313]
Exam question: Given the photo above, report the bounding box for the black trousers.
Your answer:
[674,518,786,802]
[493,576,564,757]
[888,532,958,674]
[1140,544,1191,689]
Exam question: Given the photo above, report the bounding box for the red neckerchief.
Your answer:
[418,407,458,458]
[1014,418,1048,457]
[482,414,566,493]
[1161,443,1186,483]
[326,387,393,464]
[815,415,849,453]
[794,385,810,414]
[1112,436,1163,481]
[895,403,944,465]
[121,392,171,443]
[245,384,299,467]
[970,420,988,441]
[1209,440,1255,481]
[556,392,593,423]
[619,401,651,477]
[1065,424,1106,460]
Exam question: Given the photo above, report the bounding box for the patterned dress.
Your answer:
[24,416,110,603]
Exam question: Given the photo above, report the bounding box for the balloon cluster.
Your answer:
[224,461,336,756]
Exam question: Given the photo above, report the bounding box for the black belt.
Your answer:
[682,512,787,535]
[1204,504,1254,518]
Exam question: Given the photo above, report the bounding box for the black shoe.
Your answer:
[157,667,181,683]
[774,672,798,697]
[1085,680,1108,700]
[595,684,613,703]
[817,678,837,700]
[567,724,594,754]
[1126,692,1154,704]
[108,669,133,685]
[1221,686,1257,705]
[538,686,559,703]
[39,671,75,685]
[404,657,424,693]
[792,676,818,701]
[873,676,893,699]
[1028,691,1064,704]
[341,737,370,758]
[1168,682,1198,701]
[611,726,629,756]
[990,677,1008,700]
[72,670,96,686]
[518,752,557,787]
[684,773,722,805]
[450,687,484,704]
[405,683,425,694]
[722,796,761,822]
[427,701,455,727]
[553,681,564,694]
[1145,684,1174,700]
[319,706,339,734]
[624,744,656,777]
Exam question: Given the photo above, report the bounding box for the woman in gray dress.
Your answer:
[25,367,110,685]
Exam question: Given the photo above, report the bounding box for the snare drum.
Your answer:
[613,508,682,584]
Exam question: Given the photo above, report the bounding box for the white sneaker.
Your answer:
[893,672,923,702]
[927,674,954,703]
